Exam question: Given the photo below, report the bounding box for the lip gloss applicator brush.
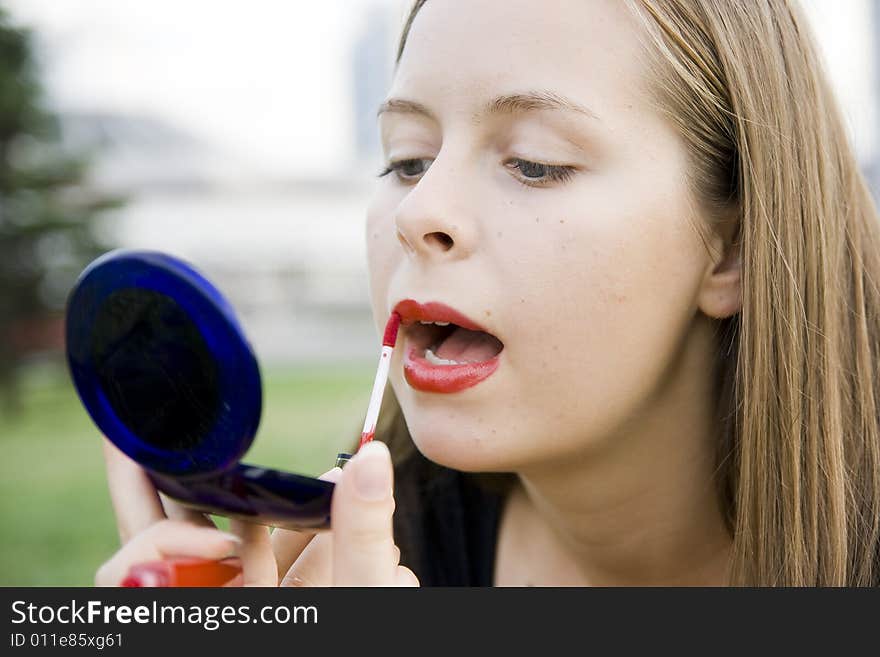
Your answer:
[335,311,401,468]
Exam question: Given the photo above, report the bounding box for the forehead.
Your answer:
[392,0,648,121]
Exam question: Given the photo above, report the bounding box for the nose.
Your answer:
[394,157,477,263]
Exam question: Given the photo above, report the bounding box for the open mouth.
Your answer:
[403,320,505,365]
[393,299,505,393]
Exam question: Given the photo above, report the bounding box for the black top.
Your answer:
[392,450,509,586]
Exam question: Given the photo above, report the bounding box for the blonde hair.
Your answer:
[378,0,880,585]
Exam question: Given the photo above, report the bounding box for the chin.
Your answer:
[393,373,528,471]
[403,418,515,473]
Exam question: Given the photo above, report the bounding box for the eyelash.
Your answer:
[378,159,431,182]
[506,159,577,187]
[378,158,577,188]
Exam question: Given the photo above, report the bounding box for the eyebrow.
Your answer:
[376,90,600,122]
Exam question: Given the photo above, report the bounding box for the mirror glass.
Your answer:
[90,287,220,452]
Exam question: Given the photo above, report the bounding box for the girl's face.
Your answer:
[366,0,720,472]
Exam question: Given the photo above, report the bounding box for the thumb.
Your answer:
[331,440,397,586]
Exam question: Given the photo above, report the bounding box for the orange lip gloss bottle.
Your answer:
[121,557,242,587]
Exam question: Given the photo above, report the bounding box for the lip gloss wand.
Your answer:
[335,311,401,467]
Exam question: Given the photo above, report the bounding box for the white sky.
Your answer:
[5,0,878,172]
[800,0,877,162]
[5,0,407,176]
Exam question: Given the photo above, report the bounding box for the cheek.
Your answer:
[496,186,710,460]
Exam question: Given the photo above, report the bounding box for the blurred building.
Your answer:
[352,5,396,163]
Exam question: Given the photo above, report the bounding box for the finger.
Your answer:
[229,519,276,587]
[394,565,420,587]
[280,535,401,588]
[271,529,317,583]
[280,532,333,587]
[102,438,166,544]
[271,466,343,580]
[95,520,240,586]
[331,441,396,586]
[159,493,216,528]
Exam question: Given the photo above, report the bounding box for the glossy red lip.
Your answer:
[392,299,503,393]
[403,346,501,393]
[392,299,490,332]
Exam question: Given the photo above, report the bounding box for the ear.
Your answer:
[697,220,742,319]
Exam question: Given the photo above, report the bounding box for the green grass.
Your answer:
[0,360,374,586]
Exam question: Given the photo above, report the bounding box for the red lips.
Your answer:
[392,299,503,393]
[392,299,490,332]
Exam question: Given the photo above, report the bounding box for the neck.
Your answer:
[506,315,732,586]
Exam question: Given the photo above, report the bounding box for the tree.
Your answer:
[0,7,120,410]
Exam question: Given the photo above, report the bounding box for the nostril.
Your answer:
[424,231,454,251]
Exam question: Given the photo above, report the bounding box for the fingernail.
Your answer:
[220,532,242,544]
[352,442,391,501]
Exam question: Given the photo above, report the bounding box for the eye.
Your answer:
[378,158,433,183]
[505,158,576,187]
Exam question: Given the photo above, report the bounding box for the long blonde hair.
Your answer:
[378,0,880,585]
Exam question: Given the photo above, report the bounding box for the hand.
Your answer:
[97,437,418,587]
[96,438,276,586]
[273,441,419,587]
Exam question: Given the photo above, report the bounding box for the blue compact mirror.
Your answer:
[66,250,335,530]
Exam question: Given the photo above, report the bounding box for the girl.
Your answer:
[97,0,880,586]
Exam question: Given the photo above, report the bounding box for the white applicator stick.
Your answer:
[334,311,401,468]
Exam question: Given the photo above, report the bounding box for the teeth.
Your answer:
[424,347,464,366]
[418,320,451,326]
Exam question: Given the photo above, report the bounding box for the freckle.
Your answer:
[491,429,497,435]
[559,219,565,224]
[520,297,525,303]
[535,217,540,223]
[552,344,559,351]
[372,232,380,239]
[485,310,492,317]
[497,231,503,238]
